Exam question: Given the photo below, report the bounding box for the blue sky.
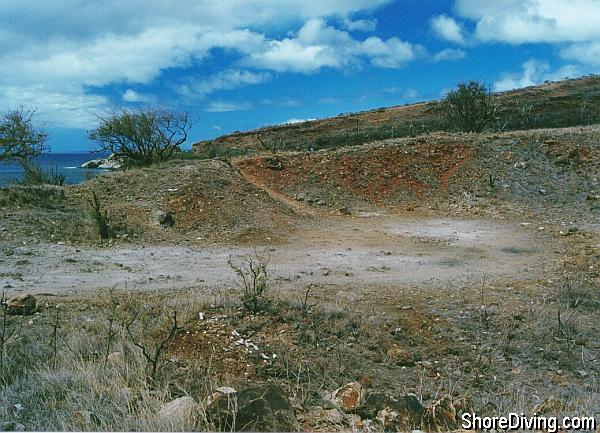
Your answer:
[1,0,599,152]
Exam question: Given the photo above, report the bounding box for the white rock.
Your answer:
[158,396,197,426]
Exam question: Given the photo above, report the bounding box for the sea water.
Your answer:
[0,152,110,186]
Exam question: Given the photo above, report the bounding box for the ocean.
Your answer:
[0,152,110,187]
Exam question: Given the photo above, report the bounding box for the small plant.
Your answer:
[487,172,496,191]
[50,304,61,370]
[0,292,21,383]
[442,81,498,133]
[103,289,119,369]
[89,191,113,240]
[257,132,286,154]
[514,100,541,129]
[22,163,66,186]
[298,285,319,315]
[124,307,183,381]
[228,252,271,313]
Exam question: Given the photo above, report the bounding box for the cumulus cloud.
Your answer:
[0,0,394,128]
[493,59,581,92]
[453,0,600,45]
[242,18,420,72]
[430,15,465,44]
[561,41,600,67]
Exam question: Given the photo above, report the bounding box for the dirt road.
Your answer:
[2,215,554,295]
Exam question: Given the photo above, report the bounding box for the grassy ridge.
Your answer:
[193,75,600,154]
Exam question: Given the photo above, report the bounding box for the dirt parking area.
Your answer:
[1,215,554,296]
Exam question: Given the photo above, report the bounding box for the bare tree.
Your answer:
[442,81,498,133]
[0,107,48,166]
[89,108,193,167]
[256,132,287,154]
[124,308,183,381]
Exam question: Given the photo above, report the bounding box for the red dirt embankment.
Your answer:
[234,134,476,212]
[234,127,599,218]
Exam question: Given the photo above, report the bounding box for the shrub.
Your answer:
[228,252,271,313]
[22,163,66,186]
[88,108,193,168]
[442,81,498,132]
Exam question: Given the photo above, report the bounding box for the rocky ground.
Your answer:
[0,125,598,431]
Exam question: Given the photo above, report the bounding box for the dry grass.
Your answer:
[1,263,598,431]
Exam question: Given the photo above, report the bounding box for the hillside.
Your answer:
[193,75,600,154]
[1,100,599,432]
[234,126,600,220]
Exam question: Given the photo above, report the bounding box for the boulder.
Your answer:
[81,154,122,170]
[356,392,423,431]
[80,159,104,169]
[158,396,198,427]
[6,294,37,315]
[329,381,364,413]
[207,383,300,432]
[323,408,345,425]
[207,386,237,407]
[151,210,174,228]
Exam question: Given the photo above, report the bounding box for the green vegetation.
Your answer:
[180,144,249,162]
[89,108,193,168]
[228,252,271,313]
[0,107,48,167]
[89,191,113,240]
[442,81,498,133]
[194,76,600,155]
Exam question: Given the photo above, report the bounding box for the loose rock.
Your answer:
[6,294,37,315]
[208,383,300,432]
[329,381,365,413]
[151,210,175,228]
[158,396,197,427]
[357,393,423,431]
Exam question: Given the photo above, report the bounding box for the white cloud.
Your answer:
[430,15,465,44]
[242,18,420,72]
[432,48,466,63]
[403,88,419,99]
[177,69,272,100]
[446,0,600,73]
[342,17,378,32]
[0,85,108,129]
[360,36,419,68]
[561,41,600,67]
[204,101,254,112]
[0,0,394,127]
[243,38,343,73]
[454,0,600,45]
[493,59,582,92]
[494,60,546,91]
[122,89,156,103]
[282,118,316,125]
